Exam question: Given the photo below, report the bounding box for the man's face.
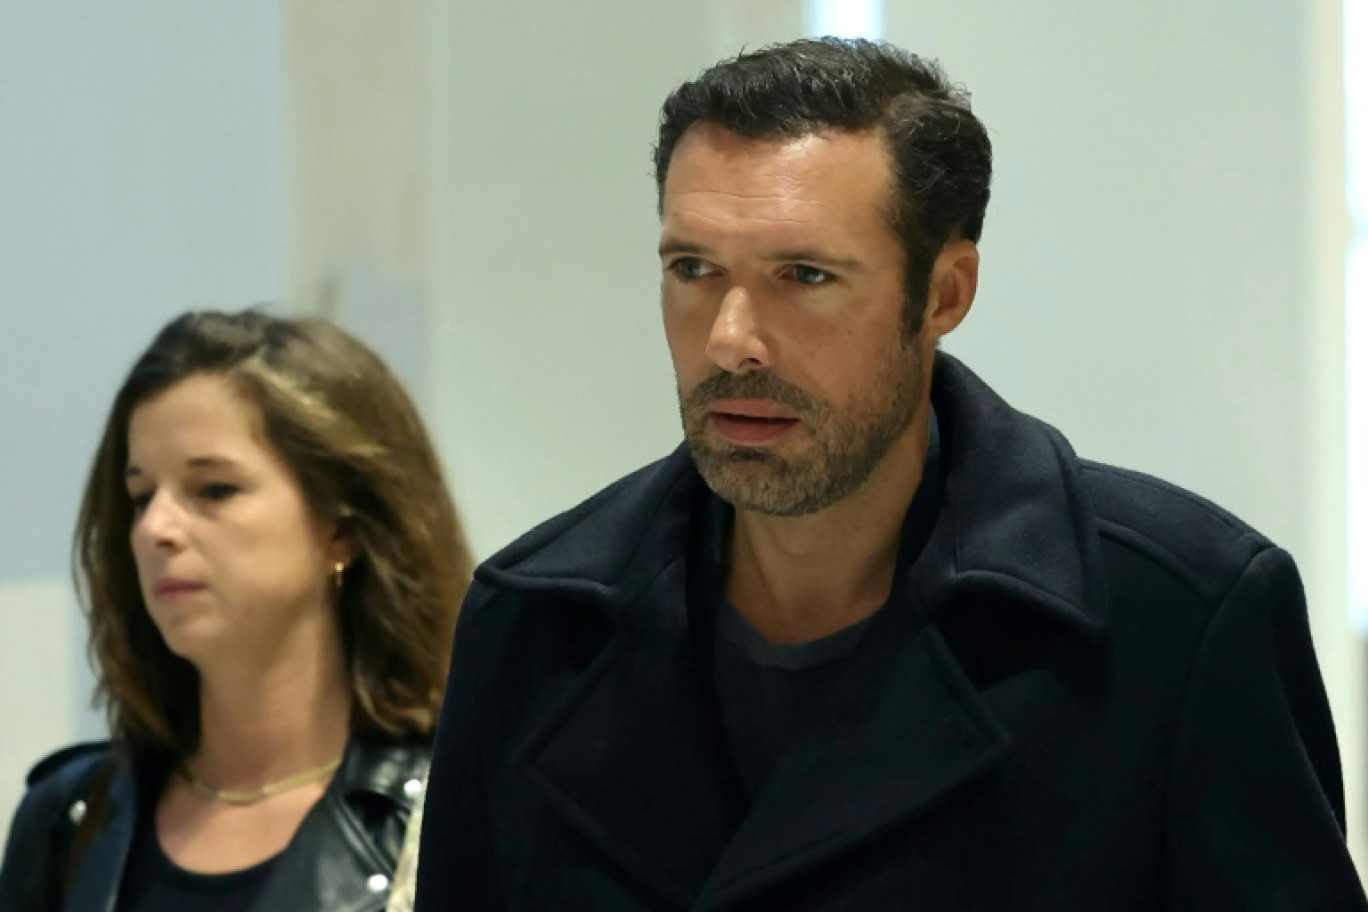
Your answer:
[659,124,925,516]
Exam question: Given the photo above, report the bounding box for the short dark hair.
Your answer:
[654,37,992,336]
[76,310,474,762]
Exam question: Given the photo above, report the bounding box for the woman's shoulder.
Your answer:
[0,741,118,907]
[24,740,114,791]
[9,740,117,842]
[14,740,115,822]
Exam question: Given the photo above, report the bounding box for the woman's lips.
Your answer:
[153,578,206,599]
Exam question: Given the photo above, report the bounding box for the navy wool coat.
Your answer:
[416,354,1364,911]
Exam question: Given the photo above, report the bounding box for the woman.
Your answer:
[0,310,473,910]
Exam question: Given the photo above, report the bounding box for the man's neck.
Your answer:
[724,416,929,645]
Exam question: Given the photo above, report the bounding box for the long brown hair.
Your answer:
[75,310,473,763]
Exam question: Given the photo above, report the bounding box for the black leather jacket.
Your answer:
[0,736,429,912]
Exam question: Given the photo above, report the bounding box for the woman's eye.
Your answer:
[128,492,152,514]
[200,483,239,502]
[669,257,715,281]
[791,264,832,286]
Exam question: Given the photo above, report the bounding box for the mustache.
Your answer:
[683,371,818,417]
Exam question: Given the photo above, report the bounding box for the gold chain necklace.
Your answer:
[180,756,344,806]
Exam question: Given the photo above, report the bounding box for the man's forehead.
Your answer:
[673,122,828,157]
[659,196,839,245]
[668,123,883,177]
[660,124,894,236]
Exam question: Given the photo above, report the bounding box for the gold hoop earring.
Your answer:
[332,561,346,590]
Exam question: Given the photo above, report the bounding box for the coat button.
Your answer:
[68,800,87,824]
[403,777,424,799]
[367,873,390,894]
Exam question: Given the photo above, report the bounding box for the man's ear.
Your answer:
[921,238,979,344]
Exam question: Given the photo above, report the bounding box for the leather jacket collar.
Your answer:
[3,736,428,912]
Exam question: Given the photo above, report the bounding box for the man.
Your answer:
[417,38,1364,909]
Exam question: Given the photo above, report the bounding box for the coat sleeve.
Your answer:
[1163,546,1367,909]
[414,581,505,912]
[0,745,105,912]
[0,779,64,909]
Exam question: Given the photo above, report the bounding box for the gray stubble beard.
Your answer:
[679,338,923,517]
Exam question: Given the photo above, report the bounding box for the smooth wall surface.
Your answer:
[0,0,285,828]
[893,2,1311,545]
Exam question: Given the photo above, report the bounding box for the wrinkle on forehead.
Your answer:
[677,123,839,165]
[665,125,882,184]
[661,125,892,240]
[665,157,840,214]
[665,193,831,230]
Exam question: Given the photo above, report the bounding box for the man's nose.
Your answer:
[704,285,771,374]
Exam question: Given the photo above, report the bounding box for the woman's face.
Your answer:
[125,373,348,664]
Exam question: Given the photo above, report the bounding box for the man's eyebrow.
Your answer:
[761,249,863,271]
[658,238,710,259]
[658,239,863,271]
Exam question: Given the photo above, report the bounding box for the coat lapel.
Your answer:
[521,557,747,908]
[252,739,422,911]
[521,557,1014,910]
[484,354,1108,909]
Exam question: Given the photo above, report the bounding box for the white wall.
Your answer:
[892,1,1311,543]
[427,0,710,557]
[0,0,284,827]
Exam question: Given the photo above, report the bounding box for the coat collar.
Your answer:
[915,352,1108,639]
[517,576,1014,908]
[480,353,1108,908]
[334,735,429,806]
[480,352,1108,639]
[250,737,429,911]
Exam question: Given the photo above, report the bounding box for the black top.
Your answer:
[705,412,943,800]
[117,778,285,912]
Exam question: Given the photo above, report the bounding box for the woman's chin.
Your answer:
[150,616,226,666]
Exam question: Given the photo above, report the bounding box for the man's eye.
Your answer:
[200,483,239,502]
[669,257,715,281]
[791,264,832,286]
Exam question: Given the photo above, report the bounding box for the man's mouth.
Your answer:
[707,400,800,445]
